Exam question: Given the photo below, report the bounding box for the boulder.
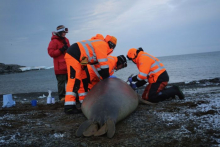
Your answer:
[0,63,23,74]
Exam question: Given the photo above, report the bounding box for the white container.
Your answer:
[2,94,16,108]
[47,97,52,104]
[47,90,52,104]
[51,97,55,104]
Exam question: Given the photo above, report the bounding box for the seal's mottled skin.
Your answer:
[77,78,138,138]
[82,78,138,124]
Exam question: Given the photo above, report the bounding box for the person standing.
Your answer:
[127,47,184,103]
[64,34,117,114]
[48,25,70,101]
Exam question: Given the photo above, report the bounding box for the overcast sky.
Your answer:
[1,0,220,66]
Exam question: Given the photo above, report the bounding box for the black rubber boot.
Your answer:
[164,87,175,99]
[172,85,185,99]
[76,102,82,110]
[157,87,177,101]
[64,105,82,114]
[157,86,184,101]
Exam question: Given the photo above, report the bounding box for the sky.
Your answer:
[0,0,220,66]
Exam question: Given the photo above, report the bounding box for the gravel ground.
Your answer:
[0,78,220,147]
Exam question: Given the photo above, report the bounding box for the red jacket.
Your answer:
[48,32,70,75]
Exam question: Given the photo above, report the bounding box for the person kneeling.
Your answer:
[127,47,185,103]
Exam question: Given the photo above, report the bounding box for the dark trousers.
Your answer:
[56,74,68,100]
[142,71,169,103]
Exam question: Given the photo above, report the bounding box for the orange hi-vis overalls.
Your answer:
[64,34,111,106]
[107,56,118,76]
[133,51,168,101]
[87,55,118,90]
[134,51,166,84]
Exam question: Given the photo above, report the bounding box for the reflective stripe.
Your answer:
[137,76,142,81]
[107,56,115,60]
[139,72,147,77]
[100,65,109,69]
[65,101,76,105]
[141,53,156,61]
[98,58,108,62]
[78,92,88,96]
[148,66,165,75]
[108,56,116,75]
[96,68,101,71]
[151,61,161,68]
[79,100,83,103]
[91,65,101,80]
[79,39,103,62]
[66,92,76,97]
[137,74,148,82]
[141,53,165,77]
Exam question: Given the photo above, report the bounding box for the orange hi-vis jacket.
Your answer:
[87,55,118,90]
[77,34,112,72]
[107,56,118,76]
[64,34,112,105]
[134,51,166,83]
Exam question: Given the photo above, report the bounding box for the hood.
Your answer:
[91,34,113,55]
[51,32,66,41]
[133,51,144,64]
[91,34,105,40]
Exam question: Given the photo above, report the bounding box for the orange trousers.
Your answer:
[64,53,88,105]
[142,70,169,102]
[87,65,101,90]
[88,76,100,90]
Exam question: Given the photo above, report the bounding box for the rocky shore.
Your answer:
[0,63,25,74]
[0,78,220,147]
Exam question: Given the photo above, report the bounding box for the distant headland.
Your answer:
[0,63,53,74]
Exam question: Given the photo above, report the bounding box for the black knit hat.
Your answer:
[117,55,127,68]
[56,25,66,31]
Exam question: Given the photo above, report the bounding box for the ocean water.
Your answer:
[114,51,220,83]
[0,51,219,94]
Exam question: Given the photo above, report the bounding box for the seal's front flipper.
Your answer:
[94,123,107,136]
[76,120,93,137]
[106,119,115,138]
[138,94,156,105]
[83,123,98,137]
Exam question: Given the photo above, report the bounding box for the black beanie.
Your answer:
[117,55,127,67]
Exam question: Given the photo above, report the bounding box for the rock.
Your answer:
[0,63,5,74]
[0,63,24,74]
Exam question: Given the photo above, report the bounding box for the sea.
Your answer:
[0,51,220,94]
[114,51,220,83]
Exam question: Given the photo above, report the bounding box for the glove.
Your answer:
[59,45,68,53]
[130,83,137,90]
[109,75,117,78]
[99,68,110,79]
[128,77,133,83]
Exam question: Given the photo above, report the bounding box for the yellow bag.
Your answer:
[80,56,88,65]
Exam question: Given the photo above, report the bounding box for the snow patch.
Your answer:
[19,66,54,72]
[53,133,65,138]
[38,94,46,98]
